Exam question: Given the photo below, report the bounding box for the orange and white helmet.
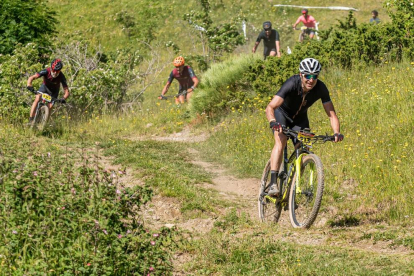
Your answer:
[173,56,185,67]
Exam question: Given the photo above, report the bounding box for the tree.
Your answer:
[0,0,56,55]
[183,0,245,66]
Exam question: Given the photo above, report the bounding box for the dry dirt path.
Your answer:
[125,129,413,258]
[104,128,414,274]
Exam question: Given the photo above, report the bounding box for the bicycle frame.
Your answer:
[264,131,315,206]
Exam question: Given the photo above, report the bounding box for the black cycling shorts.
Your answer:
[303,29,315,35]
[39,84,58,99]
[274,108,309,131]
[264,48,277,60]
[176,89,188,98]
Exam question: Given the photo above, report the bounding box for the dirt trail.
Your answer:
[135,129,411,251]
[104,128,414,273]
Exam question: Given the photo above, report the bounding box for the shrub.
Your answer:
[0,0,56,55]
[189,54,258,116]
[0,42,141,122]
[0,134,178,274]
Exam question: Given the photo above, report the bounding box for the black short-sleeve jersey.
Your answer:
[167,66,196,90]
[36,68,68,95]
[276,75,331,119]
[256,29,280,54]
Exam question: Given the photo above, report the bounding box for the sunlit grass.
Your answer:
[195,60,414,224]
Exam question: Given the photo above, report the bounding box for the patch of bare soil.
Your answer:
[119,128,413,274]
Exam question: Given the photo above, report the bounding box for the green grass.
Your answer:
[99,138,230,218]
[182,210,414,275]
[49,0,390,67]
[194,60,414,224]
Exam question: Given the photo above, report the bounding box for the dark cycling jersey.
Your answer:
[167,66,197,91]
[36,68,68,98]
[255,29,280,57]
[274,75,331,129]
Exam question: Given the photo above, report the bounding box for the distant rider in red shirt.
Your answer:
[26,59,70,124]
[293,9,317,41]
[158,56,199,104]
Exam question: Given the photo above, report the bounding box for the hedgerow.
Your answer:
[191,1,414,115]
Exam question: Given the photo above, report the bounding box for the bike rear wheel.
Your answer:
[288,154,324,228]
[258,159,282,223]
[31,105,49,131]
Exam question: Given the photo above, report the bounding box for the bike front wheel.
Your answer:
[32,105,50,131]
[288,154,324,228]
[258,159,282,223]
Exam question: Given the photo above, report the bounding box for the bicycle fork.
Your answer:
[295,154,315,195]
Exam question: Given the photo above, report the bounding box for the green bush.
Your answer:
[246,9,413,98]
[0,42,140,122]
[0,133,178,274]
[189,54,258,116]
[0,0,56,55]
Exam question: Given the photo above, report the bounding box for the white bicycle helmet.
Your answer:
[299,58,321,75]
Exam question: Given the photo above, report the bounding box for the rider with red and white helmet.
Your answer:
[27,59,70,123]
[265,58,343,196]
[158,56,199,104]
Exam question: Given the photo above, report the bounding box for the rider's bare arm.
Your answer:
[276,41,281,57]
[252,41,260,53]
[266,95,284,122]
[323,101,342,142]
[161,82,171,96]
[27,74,39,87]
[188,76,199,92]
[63,87,70,100]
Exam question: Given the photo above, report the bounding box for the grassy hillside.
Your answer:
[50,0,389,54]
[2,0,413,274]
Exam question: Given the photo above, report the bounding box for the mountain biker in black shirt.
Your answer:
[26,59,70,124]
[252,21,281,60]
[265,58,343,196]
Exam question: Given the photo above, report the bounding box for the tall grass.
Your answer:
[189,54,259,116]
[195,60,414,224]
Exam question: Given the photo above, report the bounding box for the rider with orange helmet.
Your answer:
[158,56,199,104]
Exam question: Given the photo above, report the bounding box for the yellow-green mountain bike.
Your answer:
[258,127,337,228]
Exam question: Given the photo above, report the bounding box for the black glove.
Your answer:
[57,98,66,104]
[334,133,344,142]
[270,120,281,131]
[27,86,35,93]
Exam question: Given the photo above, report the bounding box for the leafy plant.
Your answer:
[0,134,179,274]
[0,0,56,55]
[183,0,245,67]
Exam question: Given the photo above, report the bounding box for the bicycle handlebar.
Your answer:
[280,125,339,143]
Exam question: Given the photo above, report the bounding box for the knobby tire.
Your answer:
[32,105,49,131]
[288,154,324,228]
[258,159,282,223]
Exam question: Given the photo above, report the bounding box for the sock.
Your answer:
[270,170,279,185]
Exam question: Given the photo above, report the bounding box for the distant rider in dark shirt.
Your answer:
[158,56,199,104]
[252,21,281,60]
[370,10,380,24]
[26,59,70,124]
